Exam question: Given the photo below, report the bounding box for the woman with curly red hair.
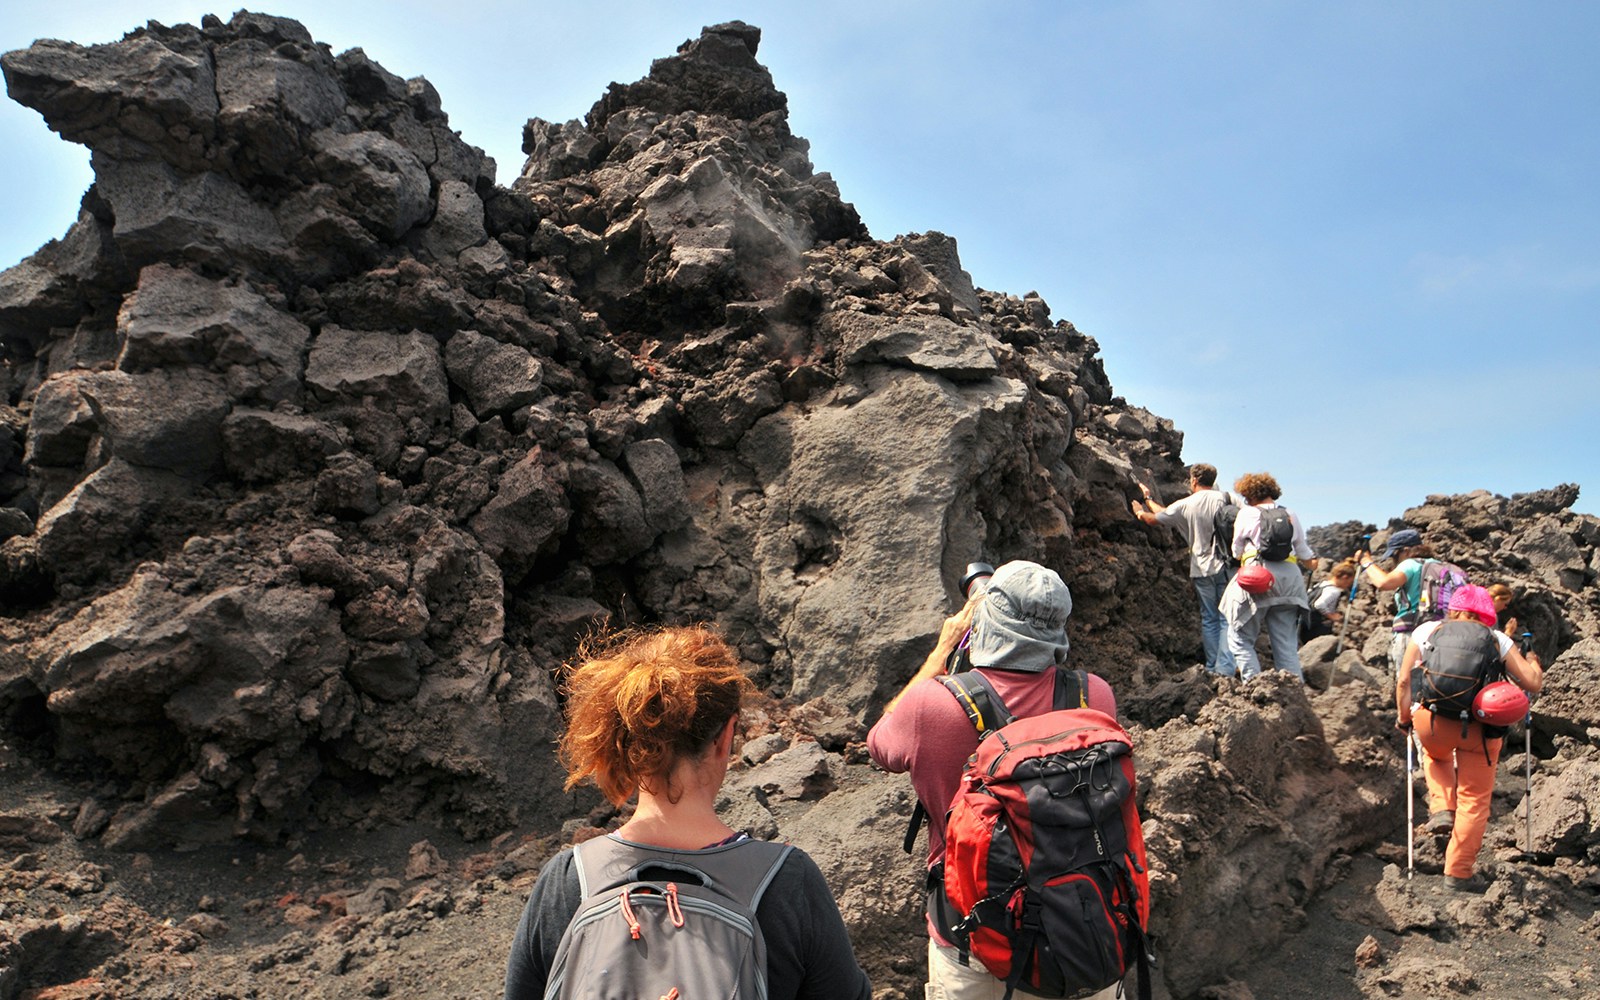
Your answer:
[504,625,871,1000]
[1220,472,1319,681]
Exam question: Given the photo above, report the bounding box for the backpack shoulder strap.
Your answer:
[1053,668,1089,710]
[571,836,621,898]
[936,671,1014,737]
[904,672,1015,855]
[688,840,794,910]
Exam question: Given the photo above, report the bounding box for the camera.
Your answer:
[944,562,995,676]
[1518,632,1533,655]
[960,562,995,599]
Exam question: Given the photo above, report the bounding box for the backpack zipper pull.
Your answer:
[619,889,642,939]
[665,882,685,928]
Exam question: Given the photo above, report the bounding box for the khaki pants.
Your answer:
[926,940,1122,1000]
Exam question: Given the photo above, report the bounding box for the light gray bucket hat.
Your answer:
[968,560,1072,672]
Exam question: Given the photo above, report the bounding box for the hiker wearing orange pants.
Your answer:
[1396,584,1542,892]
[1408,706,1502,881]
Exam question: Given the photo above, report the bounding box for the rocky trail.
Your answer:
[2,13,1599,999]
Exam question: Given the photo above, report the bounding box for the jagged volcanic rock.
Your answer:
[0,14,1193,845]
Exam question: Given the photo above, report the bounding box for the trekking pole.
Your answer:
[1524,709,1533,853]
[1405,726,1415,880]
[1520,632,1534,853]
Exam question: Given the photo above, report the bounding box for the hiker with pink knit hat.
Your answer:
[1395,584,1543,892]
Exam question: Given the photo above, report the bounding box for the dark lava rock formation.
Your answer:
[1,14,1597,999]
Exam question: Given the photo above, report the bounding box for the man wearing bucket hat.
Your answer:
[1396,583,1543,891]
[1356,527,1431,672]
[867,560,1121,999]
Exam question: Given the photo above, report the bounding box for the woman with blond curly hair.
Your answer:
[1219,472,1319,681]
[504,625,871,1000]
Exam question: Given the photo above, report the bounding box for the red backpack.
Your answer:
[935,671,1153,1000]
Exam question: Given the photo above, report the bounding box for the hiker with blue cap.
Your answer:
[1356,527,1435,673]
[868,560,1125,1000]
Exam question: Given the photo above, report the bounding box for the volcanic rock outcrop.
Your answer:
[2,14,1597,999]
[0,12,1182,846]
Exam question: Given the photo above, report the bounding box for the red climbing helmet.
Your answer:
[1472,680,1529,727]
[1237,564,1274,594]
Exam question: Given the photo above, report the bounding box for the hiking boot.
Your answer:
[1425,810,1455,834]
[1446,873,1489,893]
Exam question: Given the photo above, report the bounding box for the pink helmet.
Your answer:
[1448,583,1498,628]
[1237,564,1274,594]
[1472,681,1529,727]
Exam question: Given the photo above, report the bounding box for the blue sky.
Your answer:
[3,2,1596,532]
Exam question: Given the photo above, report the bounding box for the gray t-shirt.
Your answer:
[1153,489,1237,577]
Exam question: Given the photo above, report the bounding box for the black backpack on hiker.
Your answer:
[546,836,792,1000]
[1210,495,1241,565]
[1410,620,1505,737]
[1255,507,1295,562]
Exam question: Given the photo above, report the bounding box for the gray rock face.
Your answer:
[24,567,351,845]
[2,14,1597,999]
[1,15,1170,857]
[117,264,309,404]
[304,327,450,428]
[467,451,570,582]
[94,157,291,273]
[221,410,344,483]
[622,438,689,533]
[443,330,543,416]
[1534,637,1600,741]
[1525,756,1600,857]
[35,369,229,476]
[30,460,188,583]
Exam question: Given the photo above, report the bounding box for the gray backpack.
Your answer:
[545,836,793,1000]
